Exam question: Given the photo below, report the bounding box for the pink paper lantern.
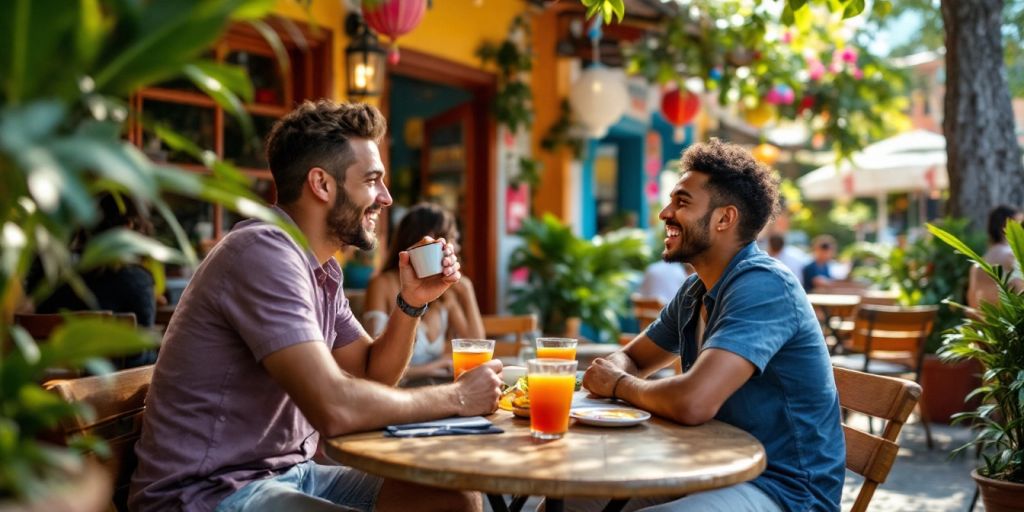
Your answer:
[362,0,427,65]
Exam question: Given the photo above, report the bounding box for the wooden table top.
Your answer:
[806,293,862,307]
[325,395,766,499]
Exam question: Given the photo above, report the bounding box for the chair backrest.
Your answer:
[15,311,114,339]
[44,365,154,512]
[631,295,664,331]
[834,366,921,512]
[482,314,538,358]
[848,305,938,356]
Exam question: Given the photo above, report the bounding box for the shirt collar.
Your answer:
[706,241,760,300]
[269,205,342,284]
[680,241,761,305]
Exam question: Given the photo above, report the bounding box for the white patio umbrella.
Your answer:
[797,130,948,240]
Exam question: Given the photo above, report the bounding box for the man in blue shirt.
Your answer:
[801,234,838,292]
[581,139,845,511]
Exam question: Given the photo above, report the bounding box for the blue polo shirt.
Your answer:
[646,242,845,512]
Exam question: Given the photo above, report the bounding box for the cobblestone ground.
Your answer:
[842,413,979,512]
[485,414,980,512]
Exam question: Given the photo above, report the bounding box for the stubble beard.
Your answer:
[662,209,713,264]
[327,191,379,251]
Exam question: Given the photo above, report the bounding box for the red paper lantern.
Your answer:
[362,0,427,65]
[661,88,700,142]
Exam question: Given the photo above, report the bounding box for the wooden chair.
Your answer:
[482,314,538,358]
[631,295,665,332]
[834,367,922,512]
[15,311,114,339]
[43,365,154,512]
[831,304,937,448]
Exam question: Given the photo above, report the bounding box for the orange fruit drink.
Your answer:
[535,337,578,360]
[451,339,495,380]
[527,358,578,439]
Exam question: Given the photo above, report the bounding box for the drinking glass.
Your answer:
[527,358,578,440]
[451,339,495,380]
[535,337,578,360]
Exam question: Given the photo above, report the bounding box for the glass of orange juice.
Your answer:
[527,358,578,440]
[535,337,577,360]
[451,339,495,380]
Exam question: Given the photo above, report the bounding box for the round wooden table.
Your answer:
[325,395,765,511]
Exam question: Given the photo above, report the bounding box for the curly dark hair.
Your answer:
[382,203,456,273]
[266,100,387,204]
[987,204,1020,244]
[679,138,779,243]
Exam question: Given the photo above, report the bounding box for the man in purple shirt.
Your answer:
[129,101,503,511]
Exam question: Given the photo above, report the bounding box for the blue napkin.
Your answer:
[385,416,504,438]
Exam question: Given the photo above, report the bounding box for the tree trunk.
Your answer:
[942,0,1024,228]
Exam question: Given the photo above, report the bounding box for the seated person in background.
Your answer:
[801,234,837,292]
[30,193,159,368]
[968,204,1024,310]
[636,246,690,306]
[129,101,501,512]
[767,233,810,287]
[364,203,485,384]
[580,139,844,511]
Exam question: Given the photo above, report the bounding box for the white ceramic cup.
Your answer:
[408,241,443,278]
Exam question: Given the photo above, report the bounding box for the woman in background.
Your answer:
[363,203,485,384]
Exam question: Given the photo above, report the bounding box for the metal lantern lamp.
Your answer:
[345,13,387,98]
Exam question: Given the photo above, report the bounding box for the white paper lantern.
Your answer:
[569,66,629,139]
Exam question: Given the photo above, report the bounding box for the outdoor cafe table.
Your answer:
[324,393,766,512]
[806,293,861,352]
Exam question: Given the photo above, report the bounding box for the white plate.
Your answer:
[570,407,651,427]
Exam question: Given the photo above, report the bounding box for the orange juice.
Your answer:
[536,346,577,360]
[452,349,493,379]
[528,373,576,436]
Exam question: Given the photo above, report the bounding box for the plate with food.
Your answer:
[499,376,530,418]
[570,407,651,427]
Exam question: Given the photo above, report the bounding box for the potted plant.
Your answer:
[928,221,1024,511]
[1,1,299,509]
[507,214,651,342]
[852,218,986,423]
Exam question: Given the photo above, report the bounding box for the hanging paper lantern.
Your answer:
[744,102,776,128]
[752,143,781,166]
[661,88,701,143]
[362,0,427,65]
[569,66,629,139]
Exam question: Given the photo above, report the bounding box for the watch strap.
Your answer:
[396,293,429,318]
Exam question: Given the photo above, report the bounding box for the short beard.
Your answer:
[663,208,713,263]
[326,191,378,251]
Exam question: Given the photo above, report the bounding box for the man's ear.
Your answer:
[715,205,740,232]
[307,167,332,203]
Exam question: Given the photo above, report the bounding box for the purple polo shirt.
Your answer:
[128,211,365,512]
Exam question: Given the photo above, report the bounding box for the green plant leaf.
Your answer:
[183,63,253,139]
[9,326,40,365]
[190,60,253,104]
[247,19,291,76]
[78,228,186,271]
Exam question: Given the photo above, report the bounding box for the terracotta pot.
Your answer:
[973,469,1024,512]
[919,355,981,423]
[0,460,111,512]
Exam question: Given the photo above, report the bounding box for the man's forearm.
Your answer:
[365,310,420,385]
[606,350,640,376]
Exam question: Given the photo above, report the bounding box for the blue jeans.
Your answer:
[215,461,382,512]
[566,483,784,512]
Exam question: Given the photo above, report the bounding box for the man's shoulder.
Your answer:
[215,221,305,262]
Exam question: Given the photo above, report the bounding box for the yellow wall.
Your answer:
[273,0,349,100]
[398,0,522,67]
[274,0,524,103]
